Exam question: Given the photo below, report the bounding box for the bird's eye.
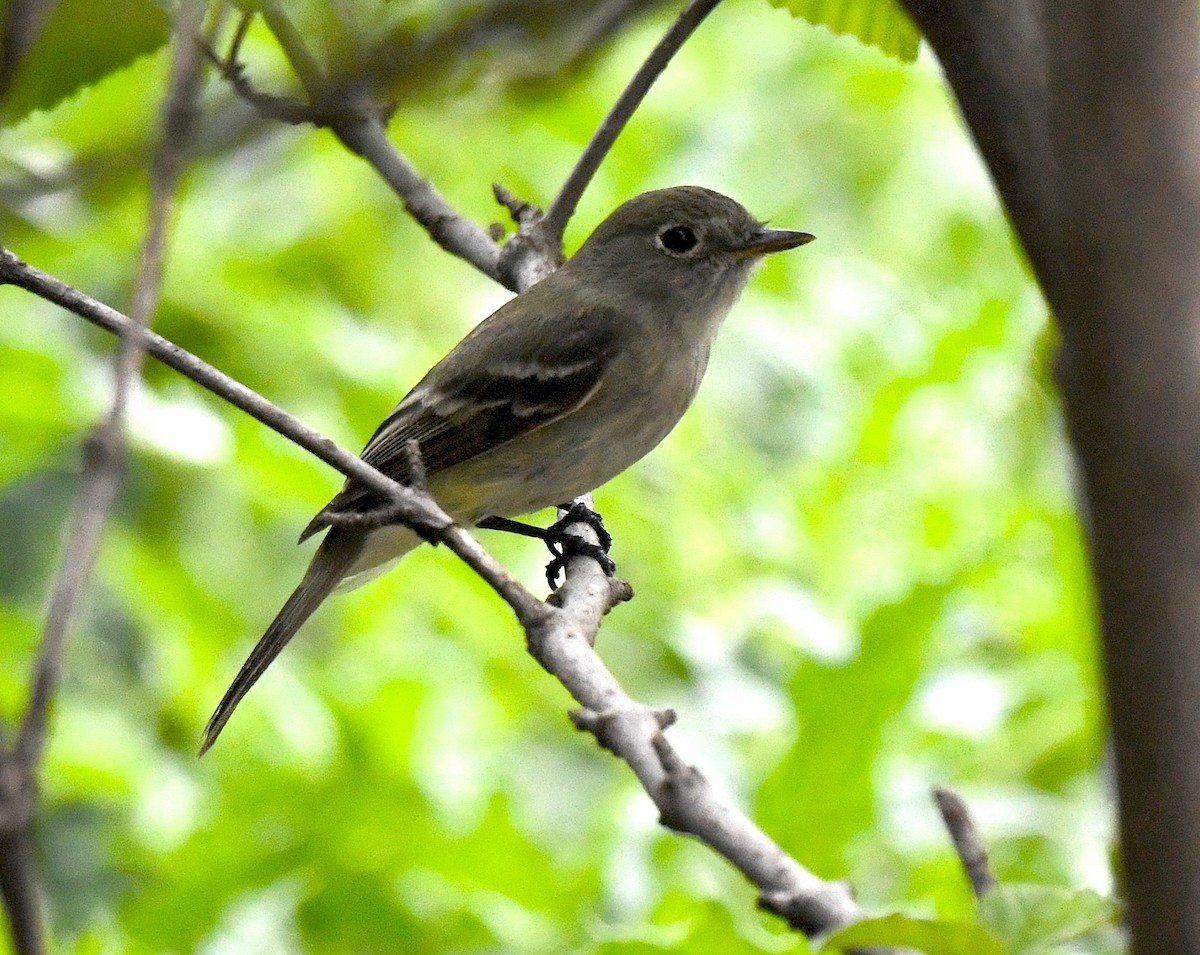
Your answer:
[657,225,699,255]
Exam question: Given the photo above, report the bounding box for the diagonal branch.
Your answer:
[0,252,884,945]
[540,0,724,243]
[230,3,508,284]
[933,787,996,898]
[0,249,543,626]
[231,0,729,289]
[15,0,210,768]
[331,113,507,283]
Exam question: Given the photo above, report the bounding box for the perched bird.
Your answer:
[200,185,813,753]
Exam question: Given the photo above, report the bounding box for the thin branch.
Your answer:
[257,1,325,100]
[0,829,39,955]
[538,566,878,943]
[210,11,506,285]
[932,787,996,898]
[0,748,39,955]
[330,114,506,284]
[15,0,209,771]
[0,4,210,953]
[540,0,724,242]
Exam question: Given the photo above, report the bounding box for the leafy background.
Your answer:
[0,0,1119,952]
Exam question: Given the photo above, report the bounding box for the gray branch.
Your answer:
[331,113,507,283]
[541,0,724,243]
[932,787,996,898]
[0,4,209,953]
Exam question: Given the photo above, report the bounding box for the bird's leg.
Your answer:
[476,516,551,540]
[543,501,616,589]
[479,505,616,589]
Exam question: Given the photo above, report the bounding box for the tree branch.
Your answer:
[238,3,509,285]
[331,113,507,283]
[0,251,882,943]
[540,0,724,243]
[0,753,39,955]
[207,43,507,283]
[0,4,209,952]
[932,787,996,898]
[234,0,729,291]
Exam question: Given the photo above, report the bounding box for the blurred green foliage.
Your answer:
[0,1,1117,953]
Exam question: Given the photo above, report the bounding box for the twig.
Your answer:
[331,115,506,284]
[15,0,208,774]
[0,4,210,953]
[210,9,506,285]
[0,743,39,955]
[224,8,251,66]
[540,0,725,242]
[933,787,997,898]
[257,1,325,100]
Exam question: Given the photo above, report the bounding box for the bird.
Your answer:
[199,185,814,754]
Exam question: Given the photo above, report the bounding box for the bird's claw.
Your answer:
[545,542,617,590]
[544,502,616,589]
[548,501,613,551]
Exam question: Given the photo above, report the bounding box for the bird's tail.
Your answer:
[199,528,364,756]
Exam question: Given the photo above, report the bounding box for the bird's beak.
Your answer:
[732,228,815,259]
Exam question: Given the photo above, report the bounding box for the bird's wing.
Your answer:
[300,298,620,539]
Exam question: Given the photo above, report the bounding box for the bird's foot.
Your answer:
[548,501,613,551]
[544,501,616,589]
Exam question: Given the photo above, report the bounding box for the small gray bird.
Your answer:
[201,185,813,753]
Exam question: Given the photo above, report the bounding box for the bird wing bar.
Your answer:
[300,307,619,537]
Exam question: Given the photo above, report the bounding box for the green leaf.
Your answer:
[980,884,1120,955]
[1,0,170,123]
[822,914,1005,955]
[769,0,921,62]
